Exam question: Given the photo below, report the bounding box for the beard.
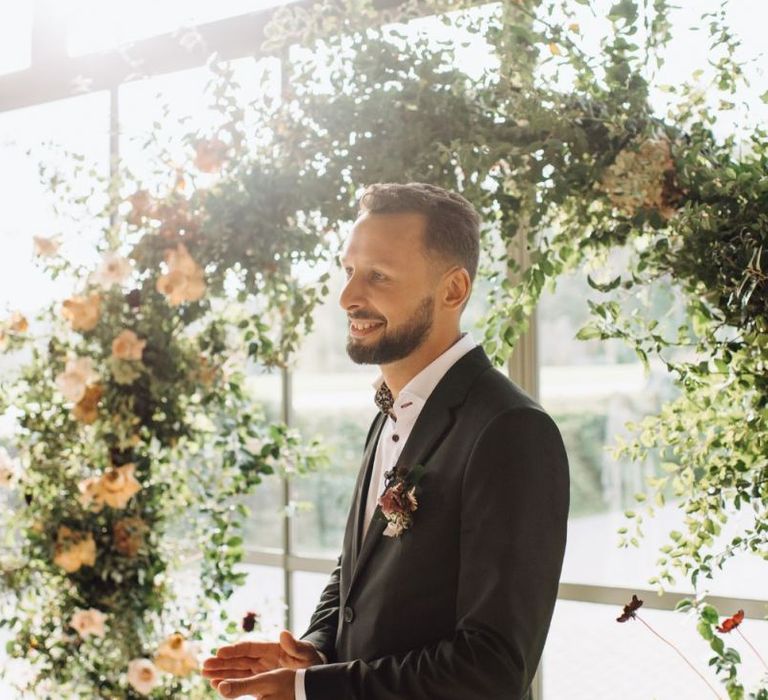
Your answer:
[346,295,434,365]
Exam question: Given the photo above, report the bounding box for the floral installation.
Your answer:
[0,58,328,698]
[378,464,425,538]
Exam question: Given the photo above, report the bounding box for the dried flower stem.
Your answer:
[737,628,768,672]
[636,615,724,700]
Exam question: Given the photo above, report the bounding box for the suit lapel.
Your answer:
[346,345,492,599]
[349,413,386,571]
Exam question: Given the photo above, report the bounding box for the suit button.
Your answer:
[343,606,355,623]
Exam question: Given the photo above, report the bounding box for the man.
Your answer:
[203,182,570,699]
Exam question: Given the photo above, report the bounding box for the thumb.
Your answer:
[279,630,314,660]
[217,678,254,698]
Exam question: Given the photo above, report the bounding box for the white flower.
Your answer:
[0,448,19,488]
[55,357,99,403]
[70,608,107,638]
[92,252,133,290]
[127,658,161,695]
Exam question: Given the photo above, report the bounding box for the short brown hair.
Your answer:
[358,182,480,282]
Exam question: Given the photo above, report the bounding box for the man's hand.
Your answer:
[215,667,296,699]
[202,630,322,691]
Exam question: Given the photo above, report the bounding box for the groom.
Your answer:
[203,183,570,699]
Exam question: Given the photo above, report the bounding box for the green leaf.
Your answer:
[697,620,714,640]
[575,325,603,341]
[701,605,720,625]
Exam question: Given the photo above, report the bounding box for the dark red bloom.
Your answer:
[617,595,644,622]
[241,611,259,632]
[716,609,744,634]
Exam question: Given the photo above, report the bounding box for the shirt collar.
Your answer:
[372,332,477,415]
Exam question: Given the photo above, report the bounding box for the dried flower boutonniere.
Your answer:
[377,464,424,538]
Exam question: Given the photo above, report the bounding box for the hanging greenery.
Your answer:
[0,0,765,697]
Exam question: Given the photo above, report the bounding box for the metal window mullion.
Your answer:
[281,365,293,631]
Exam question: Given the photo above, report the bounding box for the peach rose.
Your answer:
[78,476,105,513]
[113,517,148,557]
[156,244,206,306]
[33,235,61,258]
[61,293,101,332]
[55,357,99,403]
[154,633,198,676]
[0,447,19,488]
[100,463,141,509]
[8,311,28,333]
[73,384,103,424]
[70,608,107,638]
[92,252,132,290]
[126,190,156,226]
[54,526,96,573]
[193,138,228,173]
[127,658,161,695]
[111,330,146,361]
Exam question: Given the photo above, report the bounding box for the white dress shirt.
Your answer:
[295,333,476,699]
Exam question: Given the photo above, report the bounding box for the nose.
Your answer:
[339,272,364,312]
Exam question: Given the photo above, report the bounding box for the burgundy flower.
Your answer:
[378,481,418,538]
[617,595,644,622]
[241,611,259,632]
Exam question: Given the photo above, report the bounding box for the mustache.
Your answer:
[348,314,385,322]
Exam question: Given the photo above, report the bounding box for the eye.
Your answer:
[371,271,387,281]
[343,267,353,278]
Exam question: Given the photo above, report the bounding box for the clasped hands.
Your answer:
[202,630,323,699]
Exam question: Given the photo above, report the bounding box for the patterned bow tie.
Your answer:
[374,381,397,421]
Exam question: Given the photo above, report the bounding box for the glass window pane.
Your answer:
[538,261,766,599]
[66,0,296,56]
[0,92,110,315]
[292,570,332,637]
[543,599,768,699]
[291,268,376,558]
[0,6,33,75]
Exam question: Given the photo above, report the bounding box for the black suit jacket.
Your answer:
[301,346,570,699]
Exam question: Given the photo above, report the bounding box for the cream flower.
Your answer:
[33,235,61,258]
[0,448,19,488]
[154,633,198,676]
[55,357,99,403]
[127,659,161,695]
[70,608,107,638]
[111,330,146,361]
[100,463,141,509]
[92,252,133,290]
[156,244,206,306]
[54,527,96,573]
[61,293,101,332]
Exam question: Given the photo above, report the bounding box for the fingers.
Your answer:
[217,677,263,698]
[203,657,258,672]
[207,669,253,688]
[215,641,280,659]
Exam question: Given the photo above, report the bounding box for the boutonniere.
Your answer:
[377,464,424,538]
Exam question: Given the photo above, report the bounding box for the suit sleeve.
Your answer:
[304,407,570,699]
[299,555,342,662]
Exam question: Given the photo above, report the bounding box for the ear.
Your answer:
[440,267,472,311]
